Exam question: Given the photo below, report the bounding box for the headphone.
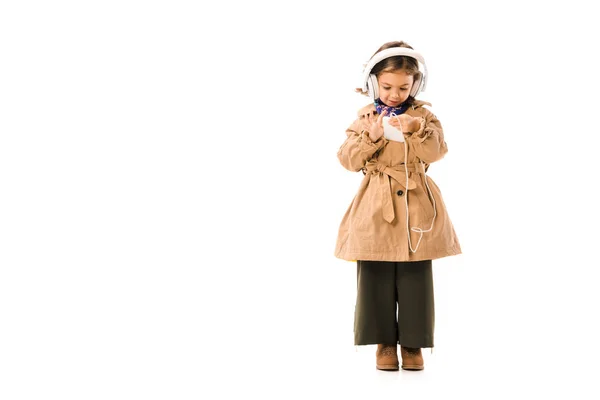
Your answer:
[362,47,428,101]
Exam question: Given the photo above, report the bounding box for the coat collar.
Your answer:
[357,99,432,118]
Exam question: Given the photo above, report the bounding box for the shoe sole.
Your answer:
[401,365,424,371]
[376,364,399,371]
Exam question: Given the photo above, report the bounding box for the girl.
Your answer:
[334,41,462,371]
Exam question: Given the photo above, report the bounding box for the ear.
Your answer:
[410,72,423,97]
[366,74,378,101]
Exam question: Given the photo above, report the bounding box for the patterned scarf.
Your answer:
[374,98,410,117]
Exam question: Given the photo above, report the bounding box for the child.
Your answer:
[334,41,462,371]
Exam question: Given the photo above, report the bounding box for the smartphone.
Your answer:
[382,116,404,142]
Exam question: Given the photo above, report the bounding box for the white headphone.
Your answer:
[362,47,428,101]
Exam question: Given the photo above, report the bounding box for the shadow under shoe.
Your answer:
[376,344,399,371]
[400,346,424,370]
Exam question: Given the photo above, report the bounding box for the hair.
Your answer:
[355,41,422,104]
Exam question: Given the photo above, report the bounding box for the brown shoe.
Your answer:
[376,344,399,371]
[400,346,424,370]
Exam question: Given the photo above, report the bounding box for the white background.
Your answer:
[2,1,600,399]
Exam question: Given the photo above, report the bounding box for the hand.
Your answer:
[388,114,421,133]
[363,109,387,142]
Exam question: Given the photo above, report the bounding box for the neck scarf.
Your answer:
[374,98,410,116]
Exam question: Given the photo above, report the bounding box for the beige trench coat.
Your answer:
[334,100,462,262]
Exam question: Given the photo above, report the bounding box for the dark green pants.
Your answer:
[354,260,434,348]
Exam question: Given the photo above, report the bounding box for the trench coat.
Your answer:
[334,100,462,262]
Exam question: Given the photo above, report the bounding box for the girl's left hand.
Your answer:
[388,114,421,133]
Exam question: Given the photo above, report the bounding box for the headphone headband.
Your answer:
[361,47,428,96]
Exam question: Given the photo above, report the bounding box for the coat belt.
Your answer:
[363,160,426,224]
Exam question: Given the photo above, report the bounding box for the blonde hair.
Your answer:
[355,41,422,102]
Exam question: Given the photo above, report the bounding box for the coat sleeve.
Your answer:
[406,109,448,164]
[337,119,387,172]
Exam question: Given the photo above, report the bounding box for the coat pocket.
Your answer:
[409,180,436,227]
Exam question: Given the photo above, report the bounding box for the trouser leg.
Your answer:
[354,260,397,345]
[396,260,435,348]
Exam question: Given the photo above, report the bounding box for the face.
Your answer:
[377,70,414,107]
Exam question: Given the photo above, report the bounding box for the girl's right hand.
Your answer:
[364,109,387,142]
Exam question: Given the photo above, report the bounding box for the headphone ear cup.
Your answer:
[411,74,422,97]
[367,74,378,101]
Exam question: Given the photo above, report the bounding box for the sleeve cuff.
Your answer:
[410,117,428,143]
[359,130,386,149]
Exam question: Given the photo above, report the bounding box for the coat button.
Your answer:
[397,190,404,196]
